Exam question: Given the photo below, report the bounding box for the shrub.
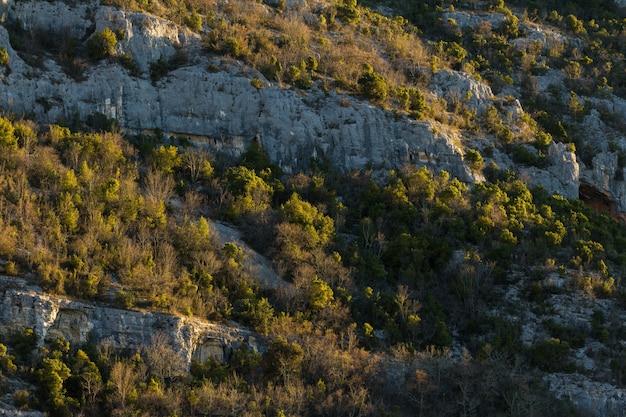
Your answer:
[305,56,318,72]
[464,149,484,172]
[534,132,553,151]
[306,277,334,311]
[0,117,17,149]
[295,72,313,89]
[184,11,203,32]
[499,14,519,38]
[87,28,118,59]
[0,343,16,375]
[3,261,18,276]
[565,14,586,35]
[287,65,312,89]
[529,338,572,372]
[337,0,360,23]
[358,64,387,103]
[223,36,245,58]
[11,327,38,362]
[250,77,264,89]
[13,390,29,409]
[0,47,9,68]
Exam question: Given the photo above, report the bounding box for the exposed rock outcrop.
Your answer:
[431,69,501,115]
[0,277,259,364]
[3,0,624,211]
[4,45,468,180]
[442,11,505,30]
[545,373,626,417]
[0,0,603,203]
[518,141,580,199]
[0,403,43,417]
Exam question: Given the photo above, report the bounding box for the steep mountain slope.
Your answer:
[0,0,582,190]
[3,0,626,416]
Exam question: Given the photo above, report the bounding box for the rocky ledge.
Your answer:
[0,277,259,364]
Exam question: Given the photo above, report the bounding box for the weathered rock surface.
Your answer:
[491,263,626,417]
[0,0,606,204]
[0,1,476,181]
[431,69,500,114]
[1,0,620,222]
[0,277,258,364]
[2,0,622,209]
[212,221,288,290]
[95,6,202,73]
[0,2,576,192]
[518,141,580,199]
[545,373,626,417]
[442,11,505,30]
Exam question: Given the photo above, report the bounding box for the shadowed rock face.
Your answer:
[0,277,259,364]
[579,181,626,222]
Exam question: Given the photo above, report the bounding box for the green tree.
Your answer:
[150,145,182,174]
[37,357,73,415]
[0,344,17,375]
[233,296,274,335]
[500,13,519,38]
[306,277,334,311]
[337,0,360,23]
[281,193,335,246]
[225,166,274,216]
[0,117,17,150]
[264,336,304,385]
[69,350,102,408]
[12,327,39,362]
[358,64,387,103]
[87,28,118,59]
[184,11,203,32]
[565,14,586,35]
[464,149,484,172]
[58,192,80,233]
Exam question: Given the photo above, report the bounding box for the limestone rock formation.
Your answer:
[0,0,602,204]
[0,277,258,364]
[0,1,478,181]
[431,69,502,115]
[0,403,43,417]
[95,6,202,73]
[518,142,580,199]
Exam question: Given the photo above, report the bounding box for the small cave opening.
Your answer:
[578,181,622,222]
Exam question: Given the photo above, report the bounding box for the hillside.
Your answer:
[1,0,626,416]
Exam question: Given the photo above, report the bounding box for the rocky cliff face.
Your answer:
[0,0,585,199]
[0,277,258,364]
[2,2,626,415]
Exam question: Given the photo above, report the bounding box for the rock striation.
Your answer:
[0,0,596,202]
[0,277,259,364]
[0,0,616,208]
[0,1,474,180]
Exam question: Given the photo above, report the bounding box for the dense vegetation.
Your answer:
[4,0,626,416]
[0,115,597,416]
